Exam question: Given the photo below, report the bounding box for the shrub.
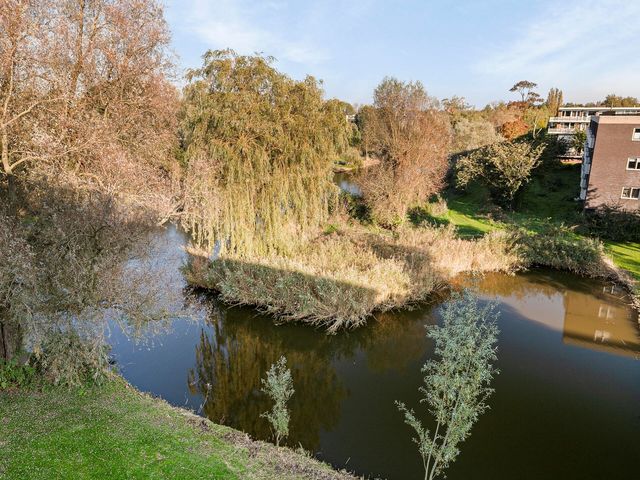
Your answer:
[0,359,36,389]
[34,331,109,387]
[581,205,640,242]
[510,226,606,277]
[396,290,499,480]
[261,356,295,447]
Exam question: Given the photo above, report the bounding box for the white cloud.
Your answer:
[179,0,331,65]
[475,0,640,101]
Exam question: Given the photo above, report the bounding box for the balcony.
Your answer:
[548,116,590,123]
[548,127,578,135]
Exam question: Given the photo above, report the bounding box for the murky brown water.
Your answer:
[109,227,640,479]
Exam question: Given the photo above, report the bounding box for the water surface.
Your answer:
[109,228,640,479]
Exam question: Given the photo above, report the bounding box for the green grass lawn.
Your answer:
[605,241,640,282]
[434,163,640,283]
[0,378,354,480]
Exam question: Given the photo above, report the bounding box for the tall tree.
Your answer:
[0,0,180,371]
[546,87,564,116]
[509,80,538,103]
[359,77,451,225]
[180,50,349,256]
[0,0,179,212]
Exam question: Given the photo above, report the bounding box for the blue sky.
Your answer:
[165,0,640,107]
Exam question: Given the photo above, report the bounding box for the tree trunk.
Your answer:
[0,316,22,363]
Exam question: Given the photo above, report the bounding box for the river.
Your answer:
[107,226,640,479]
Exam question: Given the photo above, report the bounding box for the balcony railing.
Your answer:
[548,116,590,123]
[548,127,578,134]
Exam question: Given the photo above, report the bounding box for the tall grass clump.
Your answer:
[185,229,438,332]
[396,290,500,480]
[261,356,295,447]
[184,224,523,332]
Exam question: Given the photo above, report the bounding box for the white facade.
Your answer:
[548,106,640,158]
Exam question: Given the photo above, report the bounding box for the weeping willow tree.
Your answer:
[181,49,351,256]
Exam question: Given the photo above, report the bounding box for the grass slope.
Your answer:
[436,163,640,283]
[0,378,357,480]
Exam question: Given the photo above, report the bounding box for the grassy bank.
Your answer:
[184,219,612,330]
[0,377,357,480]
[433,163,640,294]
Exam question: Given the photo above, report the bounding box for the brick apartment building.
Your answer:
[580,115,640,210]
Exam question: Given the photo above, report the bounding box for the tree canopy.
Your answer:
[359,77,450,224]
[456,139,545,207]
[180,50,351,256]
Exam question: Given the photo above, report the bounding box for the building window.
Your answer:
[627,158,640,170]
[621,187,640,199]
[633,128,640,141]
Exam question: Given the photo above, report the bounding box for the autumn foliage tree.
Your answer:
[359,77,451,225]
[546,88,564,116]
[1,0,179,205]
[0,0,179,373]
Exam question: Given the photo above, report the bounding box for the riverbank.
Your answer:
[184,162,639,330]
[184,219,623,330]
[432,164,640,305]
[0,376,359,480]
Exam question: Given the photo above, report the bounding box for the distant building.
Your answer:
[580,114,640,210]
[548,106,640,158]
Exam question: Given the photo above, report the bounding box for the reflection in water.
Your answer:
[186,305,347,450]
[470,272,640,359]
[110,227,640,480]
[563,286,640,358]
[185,303,430,450]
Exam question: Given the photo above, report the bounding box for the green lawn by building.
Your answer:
[431,163,640,284]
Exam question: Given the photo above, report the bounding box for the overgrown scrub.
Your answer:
[511,226,607,277]
[581,205,640,243]
[185,224,520,331]
[34,331,109,387]
[0,213,35,361]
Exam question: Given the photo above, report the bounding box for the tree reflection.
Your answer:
[364,310,432,373]
[187,303,348,450]
[185,295,437,451]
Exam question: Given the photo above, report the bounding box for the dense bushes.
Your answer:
[581,205,640,242]
[509,226,607,277]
